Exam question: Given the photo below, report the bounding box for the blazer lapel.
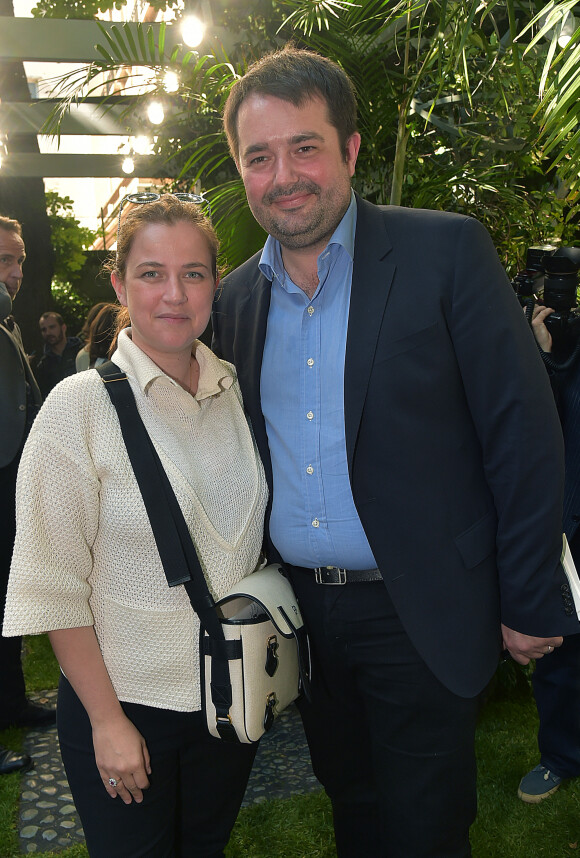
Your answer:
[345,197,396,472]
[233,270,273,490]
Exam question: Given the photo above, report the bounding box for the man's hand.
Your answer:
[530,304,554,353]
[501,623,563,665]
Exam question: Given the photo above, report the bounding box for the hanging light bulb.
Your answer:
[182,14,205,47]
[147,101,165,126]
[163,70,180,93]
[122,156,135,174]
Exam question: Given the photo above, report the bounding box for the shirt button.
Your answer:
[307,411,314,420]
[306,465,314,475]
[307,358,314,367]
[307,306,315,316]
[19,404,26,411]
[312,518,320,528]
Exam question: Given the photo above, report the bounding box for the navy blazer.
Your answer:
[213,195,580,697]
[0,319,41,468]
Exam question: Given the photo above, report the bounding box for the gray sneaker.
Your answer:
[518,764,563,804]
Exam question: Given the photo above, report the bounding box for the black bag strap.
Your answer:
[96,361,237,736]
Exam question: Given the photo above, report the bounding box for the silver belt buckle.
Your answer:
[315,566,347,585]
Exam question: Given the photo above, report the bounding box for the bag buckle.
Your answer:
[215,714,237,741]
[314,566,347,585]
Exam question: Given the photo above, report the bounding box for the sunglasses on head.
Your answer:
[116,191,212,248]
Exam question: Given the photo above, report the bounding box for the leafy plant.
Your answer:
[42,0,579,272]
[46,191,97,282]
[521,0,580,195]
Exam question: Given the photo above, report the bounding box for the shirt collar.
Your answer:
[258,190,357,284]
[112,327,234,401]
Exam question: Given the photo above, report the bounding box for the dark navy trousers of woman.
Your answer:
[57,675,257,858]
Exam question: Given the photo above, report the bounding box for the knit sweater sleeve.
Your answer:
[3,375,103,636]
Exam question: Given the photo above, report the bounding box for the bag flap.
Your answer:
[217,565,303,637]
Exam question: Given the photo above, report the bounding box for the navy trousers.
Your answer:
[57,675,257,858]
[531,526,580,780]
[287,570,481,858]
[533,632,580,778]
[0,456,27,724]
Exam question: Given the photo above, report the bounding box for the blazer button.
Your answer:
[561,583,571,594]
[565,606,574,615]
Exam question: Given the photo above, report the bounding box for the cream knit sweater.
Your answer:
[3,330,267,712]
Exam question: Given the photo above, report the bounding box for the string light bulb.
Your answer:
[147,101,165,125]
[182,14,205,47]
[163,70,179,93]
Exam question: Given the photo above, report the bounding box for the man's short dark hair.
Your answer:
[39,311,64,326]
[0,216,22,237]
[223,45,358,165]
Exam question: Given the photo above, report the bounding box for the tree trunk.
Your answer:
[390,105,410,207]
[0,0,54,356]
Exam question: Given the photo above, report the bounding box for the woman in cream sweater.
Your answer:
[3,194,267,857]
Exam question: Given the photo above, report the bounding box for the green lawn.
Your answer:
[0,637,577,857]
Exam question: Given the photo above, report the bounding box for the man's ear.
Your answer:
[61,323,67,337]
[111,271,128,307]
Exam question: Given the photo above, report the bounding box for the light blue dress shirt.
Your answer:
[259,193,377,569]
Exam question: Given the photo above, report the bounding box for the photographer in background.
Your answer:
[519,296,580,803]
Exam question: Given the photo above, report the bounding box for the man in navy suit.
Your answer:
[212,46,579,856]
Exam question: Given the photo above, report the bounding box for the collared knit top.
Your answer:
[3,329,267,712]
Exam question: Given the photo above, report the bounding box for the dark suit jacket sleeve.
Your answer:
[443,216,570,634]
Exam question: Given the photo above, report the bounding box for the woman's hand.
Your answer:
[93,712,151,804]
[48,627,152,805]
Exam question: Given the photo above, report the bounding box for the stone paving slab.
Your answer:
[20,693,319,854]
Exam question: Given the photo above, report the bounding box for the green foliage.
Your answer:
[31,0,179,20]
[44,192,96,329]
[46,192,97,283]
[522,1,580,193]
[50,281,92,334]
[22,635,61,693]
[44,1,578,270]
[32,0,127,19]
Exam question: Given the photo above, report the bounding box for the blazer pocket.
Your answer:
[374,322,439,364]
[454,510,497,570]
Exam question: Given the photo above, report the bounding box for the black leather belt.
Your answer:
[288,565,383,585]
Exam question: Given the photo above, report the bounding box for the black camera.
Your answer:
[512,246,580,351]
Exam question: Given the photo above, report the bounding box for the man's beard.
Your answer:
[256,180,344,251]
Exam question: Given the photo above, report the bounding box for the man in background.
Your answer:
[35,311,81,398]
[517,301,580,803]
[0,216,55,772]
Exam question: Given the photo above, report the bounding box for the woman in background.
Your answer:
[75,301,108,371]
[76,302,117,370]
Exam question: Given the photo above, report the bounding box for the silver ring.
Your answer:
[547,645,553,653]
[108,777,118,788]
